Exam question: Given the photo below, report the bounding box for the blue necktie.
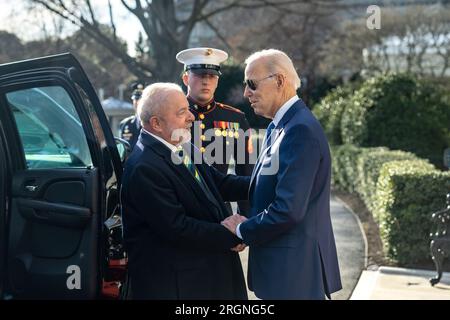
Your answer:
[265,121,276,149]
[253,121,276,181]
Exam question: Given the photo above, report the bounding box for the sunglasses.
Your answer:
[243,74,277,91]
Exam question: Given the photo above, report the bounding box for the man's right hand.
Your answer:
[231,243,247,252]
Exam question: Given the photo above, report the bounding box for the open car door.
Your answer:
[0,53,127,299]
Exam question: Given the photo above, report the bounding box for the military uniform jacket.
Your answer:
[188,97,254,214]
[121,131,249,299]
[119,115,141,149]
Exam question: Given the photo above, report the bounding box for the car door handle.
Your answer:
[25,185,38,192]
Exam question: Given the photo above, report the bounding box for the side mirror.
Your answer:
[115,137,132,163]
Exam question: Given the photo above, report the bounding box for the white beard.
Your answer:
[171,128,191,145]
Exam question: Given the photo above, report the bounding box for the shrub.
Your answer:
[374,161,450,264]
[341,73,450,167]
[313,85,353,145]
[331,144,365,193]
[356,149,430,212]
[332,144,449,265]
[331,144,391,193]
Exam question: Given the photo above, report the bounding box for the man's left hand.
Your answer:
[221,214,247,235]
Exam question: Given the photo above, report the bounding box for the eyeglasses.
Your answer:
[243,74,277,91]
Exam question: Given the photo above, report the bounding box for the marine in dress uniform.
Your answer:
[176,48,254,214]
[119,82,144,149]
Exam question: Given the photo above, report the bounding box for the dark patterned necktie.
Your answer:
[265,121,276,149]
[183,154,205,187]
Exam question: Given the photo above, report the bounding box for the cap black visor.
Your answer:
[186,64,221,76]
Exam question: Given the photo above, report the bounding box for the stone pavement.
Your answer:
[350,266,450,300]
[329,194,366,300]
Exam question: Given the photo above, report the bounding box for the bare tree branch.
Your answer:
[30,0,345,82]
[85,0,97,26]
[204,18,233,52]
[107,0,118,42]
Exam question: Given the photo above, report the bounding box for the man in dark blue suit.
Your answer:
[121,83,249,299]
[222,49,342,299]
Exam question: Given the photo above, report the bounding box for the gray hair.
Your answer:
[244,49,301,89]
[137,82,184,125]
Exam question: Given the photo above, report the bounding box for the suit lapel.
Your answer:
[195,164,229,220]
[169,160,223,218]
[140,132,224,220]
[249,127,285,186]
[248,100,305,199]
[187,143,226,218]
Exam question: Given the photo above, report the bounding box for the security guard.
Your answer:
[176,47,254,215]
[119,82,144,149]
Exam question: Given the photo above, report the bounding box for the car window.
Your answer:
[6,86,93,169]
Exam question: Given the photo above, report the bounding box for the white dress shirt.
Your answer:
[142,128,179,153]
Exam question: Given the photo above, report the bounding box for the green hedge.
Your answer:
[356,149,431,212]
[375,161,450,264]
[313,85,353,145]
[332,144,450,265]
[331,145,427,208]
[331,144,366,193]
[340,73,450,167]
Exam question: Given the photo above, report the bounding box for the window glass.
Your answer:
[6,86,93,169]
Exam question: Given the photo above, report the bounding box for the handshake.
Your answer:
[221,214,247,253]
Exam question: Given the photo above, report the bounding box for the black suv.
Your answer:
[0,53,129,299]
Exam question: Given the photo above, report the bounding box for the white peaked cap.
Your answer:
[176,47,228,75]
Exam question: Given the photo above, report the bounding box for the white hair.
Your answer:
[137,82,184,125]
[244,49,301,89]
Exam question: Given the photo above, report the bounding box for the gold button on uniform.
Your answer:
[199,114,205,120]
[200,123,206,129]
[201,135,206,141]
[200,147,206,153]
